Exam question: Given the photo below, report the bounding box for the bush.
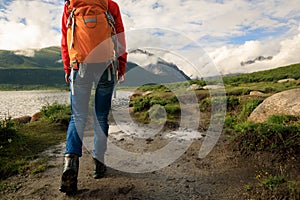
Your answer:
[0,118,17,146]
[0,105,68,181]
[267,115,300,126]
[227,96,240,111]
[260,175,285,191]
[233,121,300,154]
[239,98,262,121]
[132,96,152,112]
[164,104,181,114]
[40,102,71,124]
[199,98,211,112]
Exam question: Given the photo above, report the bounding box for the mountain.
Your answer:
[0,46,191,88]
[128,49,190,80]
[240,55,273,66]
[0,46,62,69]
[125,49,191,86]
[2,46,298,89]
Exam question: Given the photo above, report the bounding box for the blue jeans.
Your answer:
[65,63,115,162]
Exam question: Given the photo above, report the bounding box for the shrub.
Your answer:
[226,96,240,111]
[267,115,300,126]
[164,104,180,115]
[239,98,262,121]
[40,102,71,124]
[199,98,211,112]
[226,88,251,96]
[260,175,285,191]
[0,118,17,146]
[150,97,169,106]
[261,87,276,93]
[233,121,300,154]
[132,96,151,112]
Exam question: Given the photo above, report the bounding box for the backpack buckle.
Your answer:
[71,61,79,70]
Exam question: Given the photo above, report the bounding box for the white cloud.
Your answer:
[1,0,300,76]
[209,25,300,74]
[0,0,62,50]
[115,0,300,75]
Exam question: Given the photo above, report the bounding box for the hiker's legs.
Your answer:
[60,66,93,195]
[65,68,93,156]
[92,66,115,162]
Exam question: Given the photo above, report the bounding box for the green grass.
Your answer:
[0,46,61,69]
[239,98,263,121]
[223,63,300,85]
[222,63,299,96]
[128,63,300,199]
[129,88,181,126]
[0,120,66,180]
[231,119,299,154]
[0,103,70,182]
[249,171,300,199]
[225,81,298,96]
[40,102,71,125]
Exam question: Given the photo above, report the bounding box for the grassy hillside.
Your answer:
[0,46,61,69]
[222,63,300,95]
[223,63,300,84]
[0,46,192,89]
[0,46,299,90]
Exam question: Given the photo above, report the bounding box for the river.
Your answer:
[0,90,202,143]
[0,90,132,120]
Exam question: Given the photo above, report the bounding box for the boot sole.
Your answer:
[59,169,78,195]
[93,173,105,179]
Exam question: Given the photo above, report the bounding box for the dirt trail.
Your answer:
[1,132,257,200]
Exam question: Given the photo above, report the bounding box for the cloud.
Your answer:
[116,0,300,75]
[0,0,62,50]
[0,0,300,76]
[117,0,300,43]
[209,25,300,74]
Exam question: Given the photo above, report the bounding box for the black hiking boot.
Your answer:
[59,154,79,196]
[93,158,107,179]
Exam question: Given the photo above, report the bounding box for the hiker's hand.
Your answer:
[65,73,70,84]
[118,74,125,83]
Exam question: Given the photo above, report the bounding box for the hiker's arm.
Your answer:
[109,0,127,77]
[61,2,71,82]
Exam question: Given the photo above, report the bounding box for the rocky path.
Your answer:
[1,133,255,200]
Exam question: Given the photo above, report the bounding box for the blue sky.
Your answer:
[0,0,300,76]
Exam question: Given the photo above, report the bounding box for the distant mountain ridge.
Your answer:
[128,48,191,82]
[240,55,273,66]
[0,46,62,69]
[0,46,191,87]
[1,46,299,89]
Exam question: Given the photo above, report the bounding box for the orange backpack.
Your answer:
[66,0,115,65]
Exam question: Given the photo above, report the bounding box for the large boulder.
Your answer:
[248,88,300,123]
